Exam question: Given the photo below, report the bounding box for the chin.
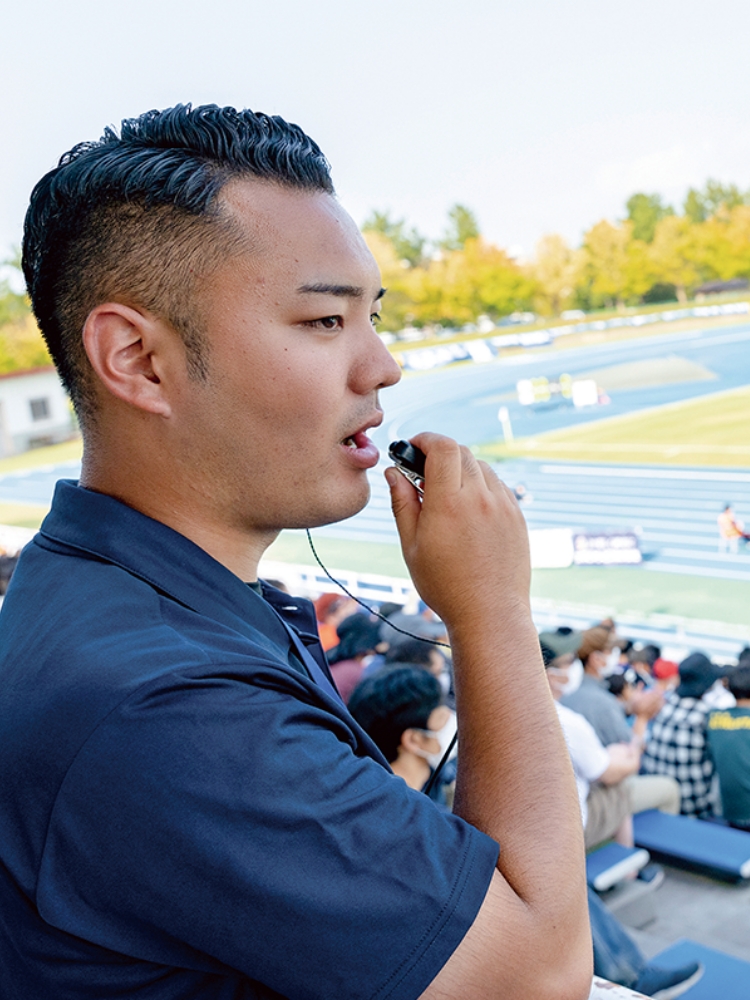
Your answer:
[295,480,372,530]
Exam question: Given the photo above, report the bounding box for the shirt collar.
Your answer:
[39,480,318,641]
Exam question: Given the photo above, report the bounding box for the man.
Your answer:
[349,665,455,803]
[0,106,590,998]
[558,626,664,749]
[707,665,750,830]
[717,503,747,555]
[545,628,680,831]
[540,637,639,849]
[641,653,720,816]
[539,641,704,1000]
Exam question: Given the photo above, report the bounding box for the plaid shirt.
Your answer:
[641,692,715,817]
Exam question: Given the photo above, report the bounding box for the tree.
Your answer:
[693,205,750,282]
[0,250,29,327]
[648,215,701,303]
[361,211,426,268]
[531,234,584,315]
[361,230,422,331]
[683,180,746,223]
[440,204,480,252]
[413,238,535,327]
[625,193,673,243]
[577,221,655,309]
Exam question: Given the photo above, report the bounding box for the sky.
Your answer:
[2,0,750,283]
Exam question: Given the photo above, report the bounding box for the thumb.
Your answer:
[385,467,420,547]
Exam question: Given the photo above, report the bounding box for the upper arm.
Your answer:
[38,671,499,999]
[419,871,592,1000]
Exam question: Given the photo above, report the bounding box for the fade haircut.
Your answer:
[22,104,334,422]
[728,666,750,701]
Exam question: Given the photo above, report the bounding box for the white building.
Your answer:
[0,366,77,457]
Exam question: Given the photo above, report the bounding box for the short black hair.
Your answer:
[384,638,440,668]
[606,674,628,698]
[539,640,557,668]
[348,667,442,764]
[728,666,750,701]
[22,103,333,421]
[629,644,659,668]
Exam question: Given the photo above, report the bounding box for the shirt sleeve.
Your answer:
[36,665,498,1000]
[557,703,611,782]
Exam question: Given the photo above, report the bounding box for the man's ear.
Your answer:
[82,303,175,417]
[400,728,426,756]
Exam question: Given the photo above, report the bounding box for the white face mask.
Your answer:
[414,712,458,770]
[601,647,621,678]
[550,658,584,697]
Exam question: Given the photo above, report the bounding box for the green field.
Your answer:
[0,439,83,529]
[264,532,750,628]
[478,385,750,467]
[0,344,747,629]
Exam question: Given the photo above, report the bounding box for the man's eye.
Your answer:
[370,312,382,327]
[307,316,341,330]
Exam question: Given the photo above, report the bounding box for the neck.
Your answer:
[80,441,277,583]
[391,751,431,792]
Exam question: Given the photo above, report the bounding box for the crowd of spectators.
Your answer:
[310,590,750,998]
[317,591,750,831]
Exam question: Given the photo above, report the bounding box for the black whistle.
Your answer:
[388,440,426,494]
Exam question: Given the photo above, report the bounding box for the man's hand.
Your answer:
[600,742,640,784]
[386,432,592,1000]
[385,432,530,636]
[631,687,664,721]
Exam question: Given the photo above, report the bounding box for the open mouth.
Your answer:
[343,432,368,449]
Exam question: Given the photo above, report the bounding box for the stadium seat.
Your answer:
[633,810,750,882]
[649,939,750,999]
[586,842,651,891]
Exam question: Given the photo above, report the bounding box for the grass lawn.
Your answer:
[0,439,82,527]
[263,532,750,627]
[0,502,49,529]
[477,385,750,467]
[0,437,82,474]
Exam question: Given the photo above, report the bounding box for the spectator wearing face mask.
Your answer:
[540,635,637,848]
[554,627,664,749]
[541,628,680,830]
[348,667,457,806]
[539,640,705,999]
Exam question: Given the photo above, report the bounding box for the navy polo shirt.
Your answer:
[0,481,498,999]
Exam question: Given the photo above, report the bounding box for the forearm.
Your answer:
[450,607,585,903]
[387,434,591,997]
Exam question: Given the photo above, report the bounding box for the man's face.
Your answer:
[546,652,575,700]
[172,179,401,535]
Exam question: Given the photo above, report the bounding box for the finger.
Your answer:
[385,467,420,547]
[408,433,465,497]
[476,458,515,498]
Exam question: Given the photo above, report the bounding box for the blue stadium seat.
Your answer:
[633,810,750,882]
[650,939,750,999]
[586,842,651,891]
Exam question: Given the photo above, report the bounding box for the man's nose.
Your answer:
[351,326,402,393]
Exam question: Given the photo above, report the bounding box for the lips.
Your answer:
[341,424,381,469]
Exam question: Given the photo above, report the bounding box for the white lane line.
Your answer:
[540,465,750,482]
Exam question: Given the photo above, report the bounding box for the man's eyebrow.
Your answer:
[296,283,386,301]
